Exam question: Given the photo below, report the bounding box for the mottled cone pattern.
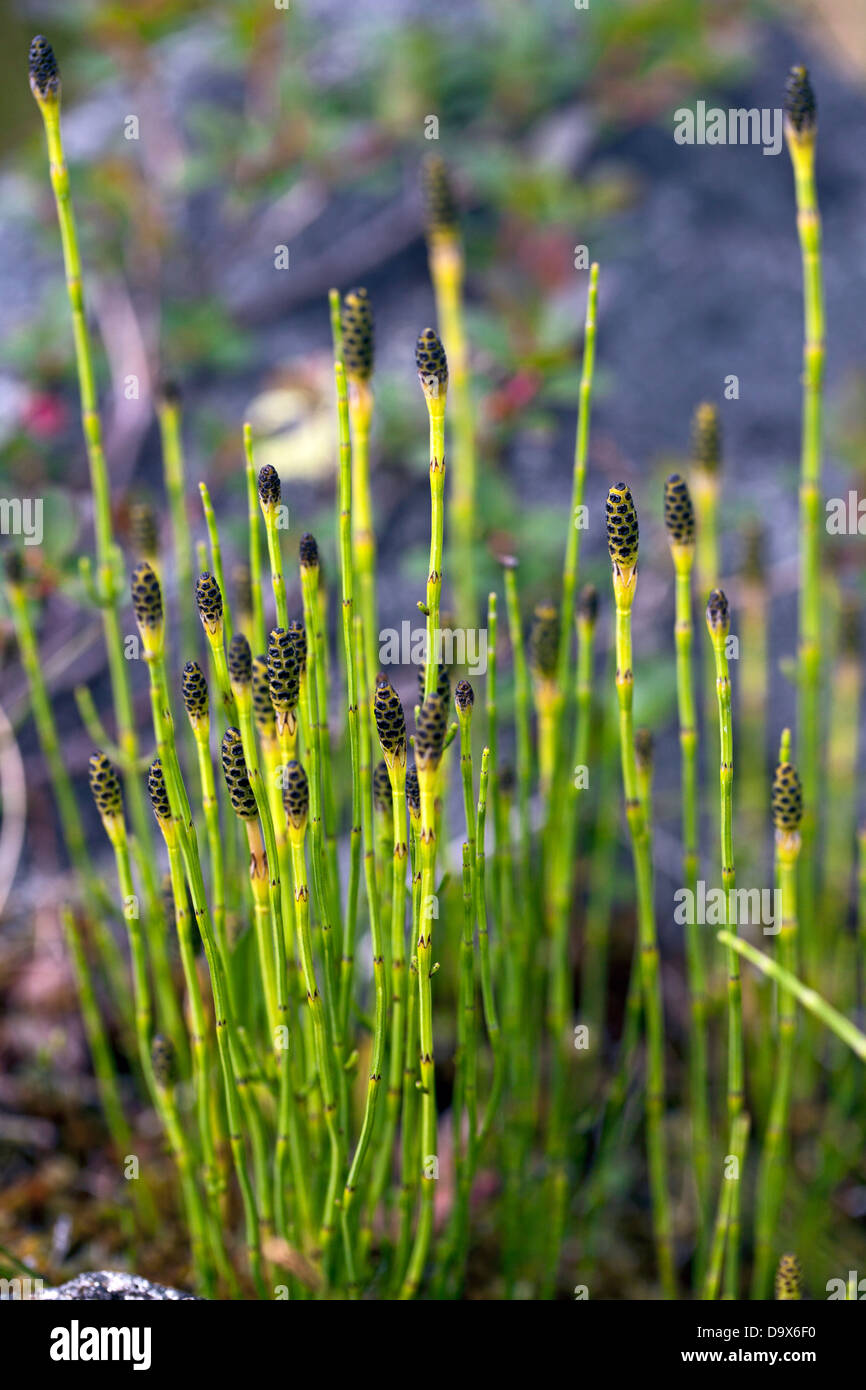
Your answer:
[529,602,559,679]
[374,677,406,757]
[454,678,474,713]
[605,483,639,570]
[252,656,276,735]
[151,1035,177,1089]
[415,328,448,392]
[664,474,695,545]
[267,627,300,715]
[299,532,319,569]
[196,572,223,631]
[774,1253,802,1301]
[89,753,122,819]
[415,692,447,769]
[29,35,59,98]
[147,758,171,822]
[258,464,281,509]
[578,583,598,624]
[693,402,720,473]
[406,765,421,817]
[228,633,252,687]
[635,727,654,772]
[785,66,816,134]
[288,617,307,673]
[131,563,163,631]
[282,759,309,829]
[423,155,458,233]
[341,288,374,382]
[373,759,392,814]
[182,661,208,721]
[706,588,730,635]
[130,502,158,558]
[772,762,803,833]
[417,662,451,707]
[221,729,257,820]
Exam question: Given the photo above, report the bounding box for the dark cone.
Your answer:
[221,729,257,820]
[342,288,374,383]
[131,562,163,632]
[282,759,309,830]
[228,633,252,687]
[772,762,803,833]
[252,656,276,736]
[151,1035,177,1089]
[89,753,123,820]
[158,378,181,406]
[29,35,60,100]
[454,678,474,714]
[415,692,447,771]
[706,588,730,636]
[693,402,721,473]
[784,66,816,135]
[664,474,695,546]
[529,602,559,680]
[288,617,307,673]
[258,464,281,509]
[774,1253,802,1300]
[605,483,639,571]
[267,627,300,718]
[373,759,393,814]
[578,584,598,624]
[416,328,448,394]
[182,661,209,723]
[423,155,459,234]
[374,677,407,759]
[147,758,171,823]
[406,765,421,817]
[299,532,319,570]
[196,572,223,633]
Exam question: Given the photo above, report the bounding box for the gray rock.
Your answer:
[37,1270,198,1300]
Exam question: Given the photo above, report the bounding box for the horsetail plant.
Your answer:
[664,471,710,1263]
[416,327,449,701]
[775,1253,803,1301]
[606,482,676,1298]
[341,288,379,708]
[785,65,823,980]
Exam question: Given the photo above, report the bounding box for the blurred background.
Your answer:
[2,0,866,1287]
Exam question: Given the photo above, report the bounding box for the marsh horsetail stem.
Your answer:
[606,482,675,1297]
[529,600,560,798]
[342,288,379,727]
[664,472,710,1272]
[400,689,447,1298]
[705,587,745,1297]
[31,31,157,948]
[753,755,803,1299]
[785,64,823,981]
[416,328,448,700]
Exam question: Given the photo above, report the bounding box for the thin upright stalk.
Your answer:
[786,69,824,981]
[157,386,196,661]
[243,424,267,654]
